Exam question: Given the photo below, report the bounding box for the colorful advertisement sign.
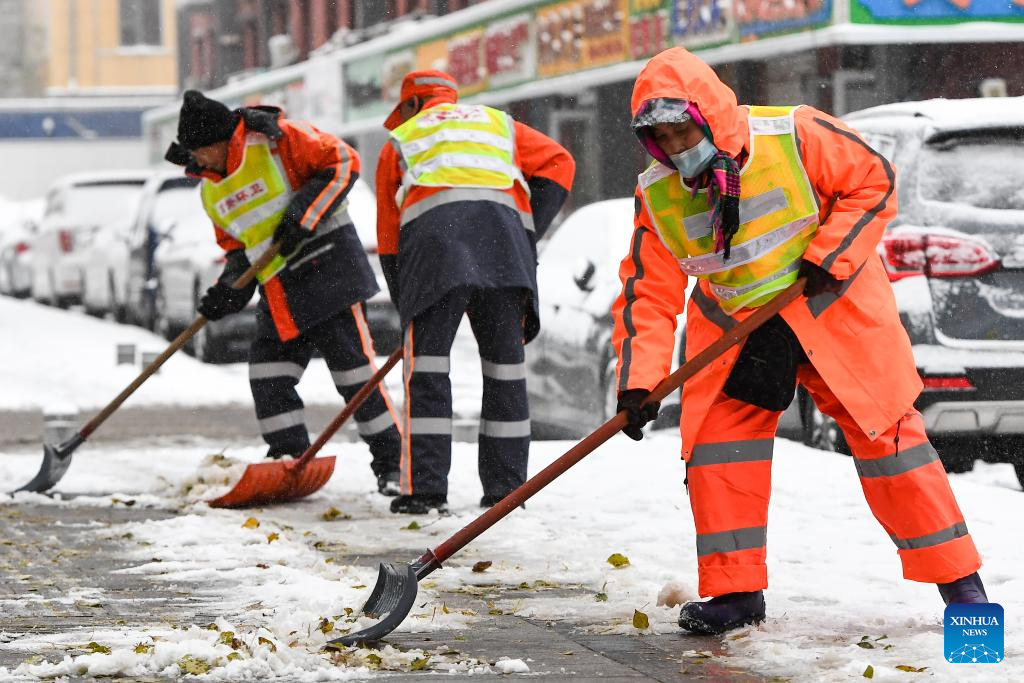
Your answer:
[630,0,671,59]
[736,0,832,38]
[485,13,535,88]
[537,0,630,78]
[446,28,488,95]
[852,0,1024,23]
[670,0,734,47]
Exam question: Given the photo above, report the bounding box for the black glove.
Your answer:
[197,282,250,321]
[273,216,309,256]
[616,389,661,441]
[798,260,842,298]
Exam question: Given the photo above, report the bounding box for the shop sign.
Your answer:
[630,0,671,59]
[416,38,449,71]
[447,28,488,95]
[670,0,733,47]
[851,0,1024,23]
[736,0,833,38]
[537,0,630,78]
[485,13,535,88]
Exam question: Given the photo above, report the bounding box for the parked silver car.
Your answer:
[0,199,43,298]
[31,171,149,308]
[816,96,1024,486]
[152,188,257,363]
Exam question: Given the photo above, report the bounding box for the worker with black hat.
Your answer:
[166,90,403,495]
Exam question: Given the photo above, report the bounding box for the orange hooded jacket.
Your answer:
[612,48,922,459]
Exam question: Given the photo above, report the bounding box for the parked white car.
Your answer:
[0,198,44,298]
[31,171,150,307]
[152,197,257,363]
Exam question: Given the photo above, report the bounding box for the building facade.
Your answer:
[150,0,1024,212]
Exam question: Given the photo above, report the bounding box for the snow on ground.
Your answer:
[0,297,481,416]
[1,432,1022,681]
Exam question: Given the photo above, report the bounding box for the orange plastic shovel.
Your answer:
[207,347,403,508]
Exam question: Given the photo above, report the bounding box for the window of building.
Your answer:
[120,0,162,47]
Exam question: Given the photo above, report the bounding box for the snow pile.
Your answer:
[1,425,1022,680]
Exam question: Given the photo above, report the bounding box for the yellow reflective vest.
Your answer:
[390,102,527,208]
[639,105,819,314]
[200,132,293,283]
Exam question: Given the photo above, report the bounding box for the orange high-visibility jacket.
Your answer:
[612,47,922,459]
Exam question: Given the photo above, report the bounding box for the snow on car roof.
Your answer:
[48,168,155,189]
[845,96,1024,133]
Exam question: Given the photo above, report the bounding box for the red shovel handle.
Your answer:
[430,278,807,566]
[291,346,404,471]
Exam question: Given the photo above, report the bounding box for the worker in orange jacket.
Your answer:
[377,70,575,514]
[612,48,985,635]
[165,90,402,495]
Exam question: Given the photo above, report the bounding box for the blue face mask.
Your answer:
[669,137,717,178]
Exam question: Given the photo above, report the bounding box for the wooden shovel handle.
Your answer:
[431,278,808,565]
[292,346,404,470]
[79,244,282,439]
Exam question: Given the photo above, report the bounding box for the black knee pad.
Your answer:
[723,315,804,412]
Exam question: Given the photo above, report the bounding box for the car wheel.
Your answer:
[800,389,850,455]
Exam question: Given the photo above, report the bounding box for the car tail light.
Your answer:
[14,241,29,254]
[921,375,975,392]
[879,231,999,281]
[58,229,74,253]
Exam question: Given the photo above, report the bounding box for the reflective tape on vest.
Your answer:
[676,215,816,277]
[398,187,535,232]
[708,258,801,303]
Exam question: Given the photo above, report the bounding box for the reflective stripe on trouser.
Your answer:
[688,397,779,597]
[400,286,529,497]
[798,364,981,584]
[249,305,401,475]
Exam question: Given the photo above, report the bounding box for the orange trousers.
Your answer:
[687,362,982,598]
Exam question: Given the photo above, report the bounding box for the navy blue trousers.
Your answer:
[249,303,401,476]
[399,286,530,498]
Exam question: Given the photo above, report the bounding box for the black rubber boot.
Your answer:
[938,572,988,605]
[376,471,401,497]
[389,494,448,514]
[678,591,766,635]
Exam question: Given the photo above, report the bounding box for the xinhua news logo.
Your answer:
[944,603,1004,664]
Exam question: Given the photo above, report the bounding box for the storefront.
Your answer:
[144,0,1024,208]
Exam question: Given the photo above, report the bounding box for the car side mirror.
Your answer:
[155,219,177,244]
[573,258,596,293]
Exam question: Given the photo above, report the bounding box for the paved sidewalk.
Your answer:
[0,503,769,682]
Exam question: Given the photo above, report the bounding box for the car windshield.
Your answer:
[918,138,1024,211]
[152,186,207,229]
[65,181,145,225]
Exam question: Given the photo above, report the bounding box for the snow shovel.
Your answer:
[207,346,404,508]
[9,244,284,495]
[329,277,808,646]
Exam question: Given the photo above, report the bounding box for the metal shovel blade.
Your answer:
[328,563,419,647]
[11,438,80,494]
[207,455,336,509]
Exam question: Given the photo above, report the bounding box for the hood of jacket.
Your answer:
[630,48,747,158]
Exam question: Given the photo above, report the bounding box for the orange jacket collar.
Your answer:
[631,47,748,158]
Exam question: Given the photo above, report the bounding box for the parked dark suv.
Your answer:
[796,96,1024,487]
